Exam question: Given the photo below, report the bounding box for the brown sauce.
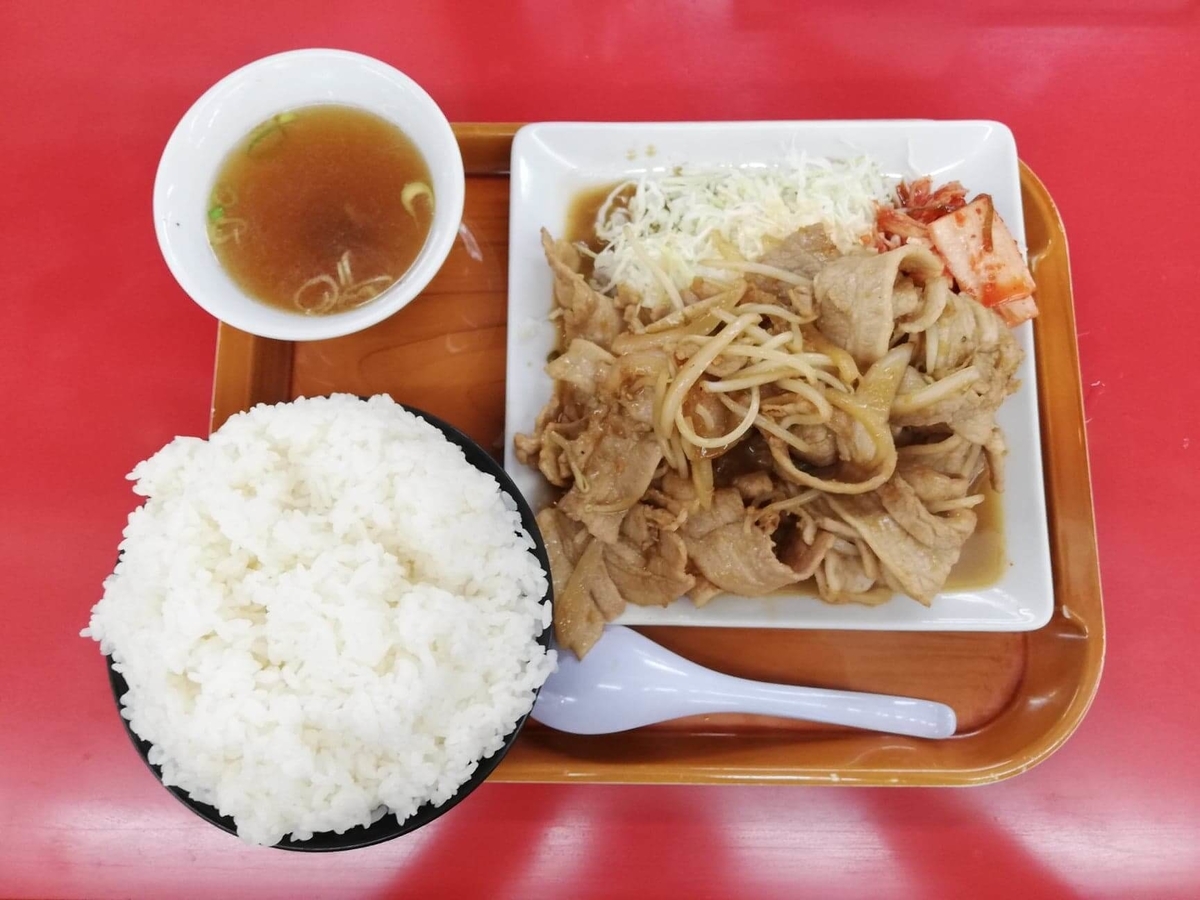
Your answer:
[563,182,1007,595]
[564,181,630,278]
[207,104,433,315]
[945,484,1006,589]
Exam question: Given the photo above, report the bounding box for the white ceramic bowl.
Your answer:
[153,49,465,341]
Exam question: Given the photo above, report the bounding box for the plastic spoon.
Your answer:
[532,626,956,739]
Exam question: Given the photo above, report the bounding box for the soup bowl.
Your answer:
[153,49,465,341]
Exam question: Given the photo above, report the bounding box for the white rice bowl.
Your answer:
[83,394,555,846]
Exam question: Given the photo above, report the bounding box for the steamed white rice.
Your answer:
[82,394,555,846]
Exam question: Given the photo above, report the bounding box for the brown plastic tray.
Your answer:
[210,123,1104,786]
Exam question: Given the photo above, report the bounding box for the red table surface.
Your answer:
[3,2,1198,898]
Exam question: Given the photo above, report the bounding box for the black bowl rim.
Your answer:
[103,401,552,851]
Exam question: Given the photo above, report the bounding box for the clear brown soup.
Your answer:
[564,183,1007,593]
[207,104,434,316]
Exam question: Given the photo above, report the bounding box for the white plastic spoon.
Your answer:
[533,625,956,739]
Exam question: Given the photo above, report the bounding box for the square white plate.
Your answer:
[504,121,1053,631]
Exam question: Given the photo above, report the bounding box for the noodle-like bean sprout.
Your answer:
[714,392,824,458]
[703,369,797,393]
[801,513,818,546]
[924,322,939,374]
[926,494,986,513]
[891,366,980,415]
[675,386,761,450]
[733,303,808,324]
[818,517,861,539]
[752,489,820,522]
[767,417,895,495]
[775,380,836,421]
[658,313,758,440]
[668,431,688,477]
[691,456,714,509]
[700,259,811,286]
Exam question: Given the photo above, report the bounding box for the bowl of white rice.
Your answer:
[83,394,555,849]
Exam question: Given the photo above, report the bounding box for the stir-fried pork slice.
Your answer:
[785,423,839,468]
[949,409,999,446]
[604,531,695,608]
[890,386,980,432]
[813,243,944,368]
[556,535,624,657]
[558,414,663,543]
[546,503,693,656]
[756,225,841,281]
[537,508,589,598]
[778,529,836,580]
[891,346,1020,443]
[895,293,1023,441]
[895,459,972,504]
[513,391,562,465]
[827,410,874,468]
[927,293,980,376]
[546,339,614,394]
[984,427,1008,492]
[950,326,1022,444]
[688,577,723,608]
[684,390,737,443]
[618,502,686,549]
[819,343,914,473]
[512,430,542,465]
[514,394,593,488]
[602,350,670,426]
[539,510,621,658]
[525,413,596,489]
[897,434,987,484]
[896,275,952,334]
[732,471,775,503]
[829,489,970,605]
[878,475,977,550]
[679,487,745,539]
[686,521,800,596]
[821,549,877,597]
[619,503,656,550]
[558,500,625,545]
[542,229,621,350]
[891,277,921,319]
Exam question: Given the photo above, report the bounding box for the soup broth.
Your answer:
[207,104,434,316]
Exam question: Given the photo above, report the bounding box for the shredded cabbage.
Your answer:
[590,156,892,304]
